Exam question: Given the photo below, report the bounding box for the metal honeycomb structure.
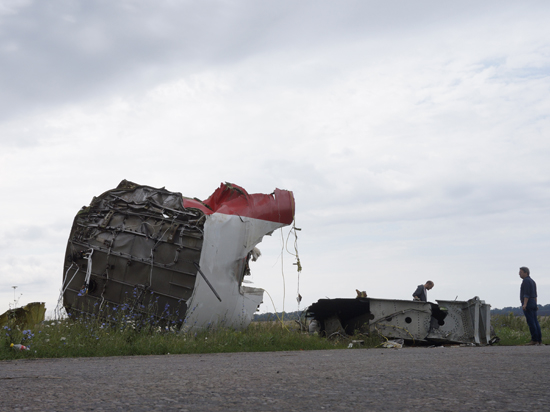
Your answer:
[61,180,205,326]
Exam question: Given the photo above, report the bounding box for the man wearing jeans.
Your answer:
[519,267,542,345]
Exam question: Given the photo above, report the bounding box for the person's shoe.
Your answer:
[537,342,544,346]
[524,341,538,345]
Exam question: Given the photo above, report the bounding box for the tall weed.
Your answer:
[492,313,549,345]
[1,307,380,360]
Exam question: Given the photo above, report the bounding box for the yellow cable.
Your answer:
[263,289,290,332]
[375,323,416,344]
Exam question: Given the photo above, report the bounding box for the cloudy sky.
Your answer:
[1,0,549,317]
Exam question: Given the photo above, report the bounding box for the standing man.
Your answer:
[519,267,542,345]
[412,281,434,302]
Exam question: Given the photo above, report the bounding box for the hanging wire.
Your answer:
[55,263,79,317]
[271,220,302,325]
[284,220,302,312]
[258,218,302,327]
[263,289,290,332]
[279,227,286,322]
[83,249,94,292]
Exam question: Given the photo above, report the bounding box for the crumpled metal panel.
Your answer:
[62,180,205,326]
[62,180,296,331]
[307,296,493,345]
[0,302,46,329]
[427,297,492,345]
[306,298,371,336]
[182,182,295,224]
[368,298,433,341]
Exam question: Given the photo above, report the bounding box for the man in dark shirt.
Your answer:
[519,267,542,345]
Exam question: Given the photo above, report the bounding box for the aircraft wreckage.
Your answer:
[307,296,496,345]
[61,180,295,331]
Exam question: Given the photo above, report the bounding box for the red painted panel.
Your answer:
[183,183,295,224]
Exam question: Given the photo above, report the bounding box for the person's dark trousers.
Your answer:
[523,302,542,343]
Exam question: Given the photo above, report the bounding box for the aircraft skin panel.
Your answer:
[183,183,295,225]
[307,296,494,345]
[61,180,295,332]
[182,213,287,331]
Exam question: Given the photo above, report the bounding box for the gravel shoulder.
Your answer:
[1,345,549,411]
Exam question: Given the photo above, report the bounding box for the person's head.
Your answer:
[425,280,434,290]
[519,267,530,278]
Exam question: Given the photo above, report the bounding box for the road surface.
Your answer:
[1,345,548,411]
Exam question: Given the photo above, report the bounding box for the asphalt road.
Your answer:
[1,345,548,411]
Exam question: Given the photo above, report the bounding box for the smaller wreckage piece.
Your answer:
[61,180,295,331]
[306,296,493,345]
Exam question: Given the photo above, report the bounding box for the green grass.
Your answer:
[3,310,545,360]
[1,311,380,360]
[492,313,550,346]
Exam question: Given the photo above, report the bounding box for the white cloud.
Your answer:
[1,1,550,315]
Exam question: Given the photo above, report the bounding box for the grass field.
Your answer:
[491,313,549,345]
[1,316,366,360]
[1,310,547,360]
